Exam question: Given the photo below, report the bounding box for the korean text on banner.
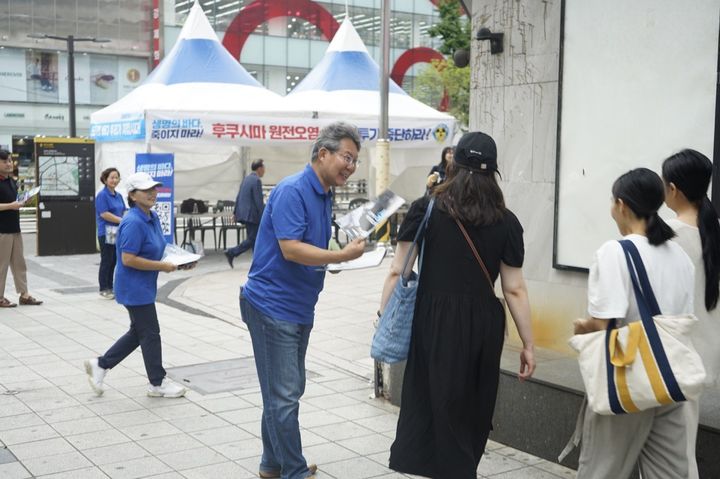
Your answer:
[135,153,174,243]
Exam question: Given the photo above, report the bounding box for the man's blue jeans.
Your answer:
[240,291,313,479]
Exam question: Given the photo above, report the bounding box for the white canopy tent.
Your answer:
[279,18,456,200]
[90,1,287,199]
[91,3,455,202]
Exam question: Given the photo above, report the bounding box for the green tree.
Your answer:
[412,0,471,127]
[413,59,470,127]
[427,0,471,56]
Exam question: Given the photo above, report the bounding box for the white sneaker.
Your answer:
[83,358,106,396]
[147,379,186,398]
[100,290,115,300]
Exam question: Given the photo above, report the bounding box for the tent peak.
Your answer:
[327,18,368,54]
[178,1,218,41]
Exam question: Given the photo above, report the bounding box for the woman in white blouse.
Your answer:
[573,168,695,479]
[662,149,720,479]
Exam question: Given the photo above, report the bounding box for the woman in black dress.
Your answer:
[379,131,536,479]
[426,146,454,191]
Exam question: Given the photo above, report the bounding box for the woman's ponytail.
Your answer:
[698,196,720,310]
[662,149,718,311]
[646,211,676,246]
[613,168,674,245]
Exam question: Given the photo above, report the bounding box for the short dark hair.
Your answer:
[612,168,675,246]
[0,149,10,161]
[100,167,119,185]
[251,159,264,171]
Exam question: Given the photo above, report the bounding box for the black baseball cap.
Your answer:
[453,131,497,173]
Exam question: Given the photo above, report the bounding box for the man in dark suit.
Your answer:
[224,159,265,268]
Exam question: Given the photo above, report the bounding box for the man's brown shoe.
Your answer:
[0,297,16,308]
[259,464,317,478]
[19,295,42,305]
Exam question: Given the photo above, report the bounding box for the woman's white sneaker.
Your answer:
[147,379,186,398]
[83,358,106,396]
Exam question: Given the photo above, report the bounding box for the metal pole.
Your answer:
[373,0,392,401]
[379,0,390,139]
[375,0,391,195]
[67,35,76,137]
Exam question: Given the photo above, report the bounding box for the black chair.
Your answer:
[216,201,246,250]
[182,216,217,251]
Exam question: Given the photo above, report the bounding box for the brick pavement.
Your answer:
[0,237,575,478]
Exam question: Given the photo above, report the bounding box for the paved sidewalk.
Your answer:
[0,239,575,478]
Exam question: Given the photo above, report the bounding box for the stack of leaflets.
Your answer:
[319,246,388,272]
[162,243,202,266]
[326,246,388,272]
[17,186,41,203]
[336,189,405,241]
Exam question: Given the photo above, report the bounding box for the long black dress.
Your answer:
[388,196,524,479]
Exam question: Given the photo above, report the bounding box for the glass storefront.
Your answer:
[0,47,149,106]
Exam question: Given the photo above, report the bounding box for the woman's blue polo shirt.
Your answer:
[114,207,166,306]
[242,164,333,324]
[95,186,126,237]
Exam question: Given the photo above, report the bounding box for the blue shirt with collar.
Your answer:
[95,186,126,237]
[242,164,333,324]
[114,207,166,306]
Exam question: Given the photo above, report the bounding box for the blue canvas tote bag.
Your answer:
[371,198,434,364]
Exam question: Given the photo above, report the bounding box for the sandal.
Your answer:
[0,297,17,308]
[19,295,42,306]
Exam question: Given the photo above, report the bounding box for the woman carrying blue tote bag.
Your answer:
[376,131,535,479]
[371,199,434,364]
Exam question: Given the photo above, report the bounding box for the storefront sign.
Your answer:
[0,48,27,101]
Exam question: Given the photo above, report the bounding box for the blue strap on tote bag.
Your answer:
[568,239,704,418]
[371,198,435,364]
[603,240,692,414]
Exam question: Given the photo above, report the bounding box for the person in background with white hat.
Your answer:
[84,171,188,398]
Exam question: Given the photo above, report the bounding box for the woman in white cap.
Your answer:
[379,131,535,478]
[84,172,187,398]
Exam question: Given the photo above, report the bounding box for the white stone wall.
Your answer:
[470,0,588,351]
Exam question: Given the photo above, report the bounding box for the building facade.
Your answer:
[0,0,152,152]
[0,0,454,156]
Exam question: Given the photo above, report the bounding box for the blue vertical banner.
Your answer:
[135,153,175,243]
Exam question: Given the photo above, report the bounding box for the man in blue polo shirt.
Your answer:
[240,122,365,479]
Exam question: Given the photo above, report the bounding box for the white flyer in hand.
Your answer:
[17,186,41,203]
[336,190,405,240]
[323,246,388,272]
[163,243,202,266]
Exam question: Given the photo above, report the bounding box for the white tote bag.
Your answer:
[569,240,705,415]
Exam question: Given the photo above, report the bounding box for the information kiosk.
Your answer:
[35,138,96,255]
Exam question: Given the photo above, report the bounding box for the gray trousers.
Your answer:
[577,402,688,479]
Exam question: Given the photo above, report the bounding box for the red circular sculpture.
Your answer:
[222,0,340,59]
[222,0,448,110]
[391,47,449,111]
